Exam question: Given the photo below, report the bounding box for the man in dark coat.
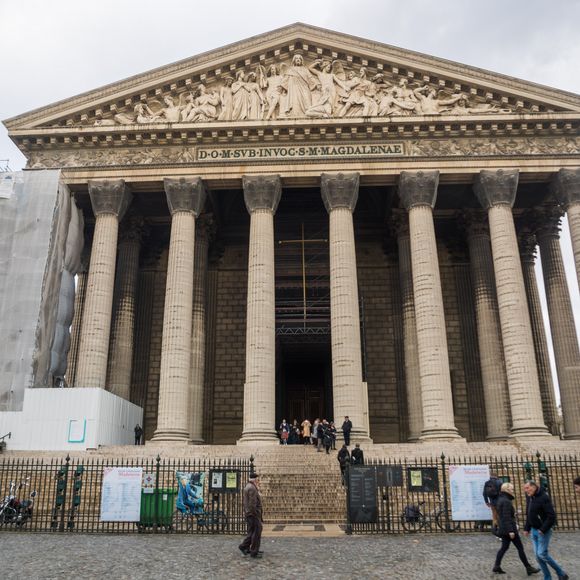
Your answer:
[341,416,352,446]
[523,480,568,580]
[483,472,503,529]
[492,482,539,575]
[239,474,263,558]
[337,444,350,485]
[134,424,143,445]
[351,443,364,466]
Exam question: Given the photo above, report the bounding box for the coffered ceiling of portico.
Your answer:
[5,23,580,139]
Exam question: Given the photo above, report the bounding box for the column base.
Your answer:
[189,438,205,445]
[510,426,552,439]
[151,428,190,442]
[420,428,464,441]
[564,432,580,440]
[486,434,511,442]
[237,430,279,445]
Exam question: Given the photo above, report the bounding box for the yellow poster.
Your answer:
[226,472,237,489]
[410,470,422,487]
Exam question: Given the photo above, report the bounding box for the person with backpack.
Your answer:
[492,482,540,575]
[483,472,503,530]
[337,444,350,485]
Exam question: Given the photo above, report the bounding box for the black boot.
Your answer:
[493,566,506,574]
[526,565,540,575]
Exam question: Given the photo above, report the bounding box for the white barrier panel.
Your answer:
[0,388,143,450]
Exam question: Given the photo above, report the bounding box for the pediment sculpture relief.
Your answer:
[93,54,513,127]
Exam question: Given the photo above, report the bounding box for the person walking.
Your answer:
[322,422,333,454]
[342,416,352,446]
[239,473,263,559]
[311,419,320,446]
[329,421,337,450]
[351,443,364,466]
[337,444,350,485]
[316,420,324,452]
[492,482,539,576]
[483,472,503,531]
[301,418,311,445]
[523,480,568,580]
[134,424,143,445]
[279,419,289,445]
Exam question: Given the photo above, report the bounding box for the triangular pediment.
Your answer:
[5,23,580,133]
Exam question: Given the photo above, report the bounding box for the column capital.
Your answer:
[164,177,206,216]
[321,172,360,213]
[551,167,580,208]
[517,227,537,265]
[474,169,519,209]
[461,209,489,240]
[398,170,439,210]
[88,179,132,219]
[196,212,217,242]
[242,175,282,214]
[119,215,146,245]
[533,206,564,242]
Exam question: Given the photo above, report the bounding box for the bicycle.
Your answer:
[401,499,460,532]
[173,506,228,533]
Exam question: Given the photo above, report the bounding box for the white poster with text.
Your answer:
[449,465,490,521]
[100,467,143,522]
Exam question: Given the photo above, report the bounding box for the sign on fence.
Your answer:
[376,465,403,487]
[407,467,439,493]
[348,466,378,524]
[209,470,240,493]
[449,465,490,521]
[100,467,143,522]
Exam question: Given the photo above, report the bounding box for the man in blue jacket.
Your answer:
[523,480,568,580]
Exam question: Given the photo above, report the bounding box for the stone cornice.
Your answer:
[4,23,580,131]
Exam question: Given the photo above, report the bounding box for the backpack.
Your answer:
[484,478,500,499]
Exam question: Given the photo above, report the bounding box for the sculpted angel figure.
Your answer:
[218,76,234,121]
[413,84,463,115]
[259,64,284,120]
[134,103,163,123]
[156,95,185,123]
[305,59,348,118]
[279,53,318,118]
[245,71,266,119]
[446,94,512,115]
[181,84,219,123]
[392,78,419,114]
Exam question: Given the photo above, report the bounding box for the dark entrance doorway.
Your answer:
[277,341,332,424]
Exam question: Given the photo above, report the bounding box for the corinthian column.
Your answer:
[153,177,206,441]
[239,175,281,443]
[75,180,131,388]
[536,209,580,439]
[399,171,460,440]
[474,169,549,437]
[464,211,510,440]
[106,217,144,400]
[322,173,369,440]
[552,168,580,293]
[518,229,558,433]
[392,211,422,441]
[189,214,214,444]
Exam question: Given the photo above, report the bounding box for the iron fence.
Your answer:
[346,452,580,534]
[0,455,252,534]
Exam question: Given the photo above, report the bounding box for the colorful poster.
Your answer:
[176,471,205,515]
[449,465,490,521]
[100,467,143,522]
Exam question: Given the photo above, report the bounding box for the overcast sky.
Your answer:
[1,0,579,399]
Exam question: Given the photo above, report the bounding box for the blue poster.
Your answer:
[176,471,205,515]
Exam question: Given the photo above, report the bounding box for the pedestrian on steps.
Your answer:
[351,443,364,466]
[301,418,311,444]
[342,416,352,447]
[338,444,350,485]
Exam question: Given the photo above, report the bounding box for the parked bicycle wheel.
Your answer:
[200,509,228,532]
[434,509,461,532]
[401,510,426,532]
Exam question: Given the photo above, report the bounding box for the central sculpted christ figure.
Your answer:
[280,54,317,118]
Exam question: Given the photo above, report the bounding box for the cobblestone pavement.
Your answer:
[0,531,578,579]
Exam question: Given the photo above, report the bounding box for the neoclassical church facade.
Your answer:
[3,23,580,446]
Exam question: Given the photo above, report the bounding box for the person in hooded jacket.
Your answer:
[492,482,539,576]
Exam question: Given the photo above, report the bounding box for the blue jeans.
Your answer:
[530,528,566,579]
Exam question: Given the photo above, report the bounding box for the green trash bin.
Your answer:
[139,488,177,527]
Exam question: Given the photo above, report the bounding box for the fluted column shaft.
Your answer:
[107,220,143,399]
[519,232,559,433]
[394,214,423,441]
[322,173,369,440]
[75,180,131,388]
[189,217,212,444]
[399,171,460,440]
[474,169,548,437]
[552,168,580,292]
[239,175,281,443]
[465,216,510,440]
[537,215,580,439]
[66,268,87,386]
[153,177,206,441]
